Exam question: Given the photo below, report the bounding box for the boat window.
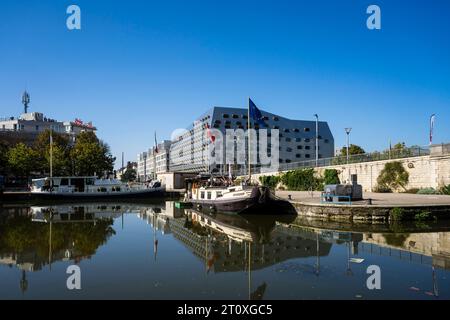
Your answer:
[86,178,95,185]
[200,191,205,199]
[207,192,212,200]
[216,191,222,198]
[60,178,69,186]
[228,188,235,192]
[71,178,85,192]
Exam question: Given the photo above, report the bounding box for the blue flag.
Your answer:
[249,98,265,126]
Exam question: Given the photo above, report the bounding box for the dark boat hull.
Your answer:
[191,187,294,215]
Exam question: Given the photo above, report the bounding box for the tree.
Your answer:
[323,169,340,185]
[34,130,72,176]
[392,142,406,152]
[71,132,115,177]
[7,143,38,176]
[376,161,409,192]
[341,144,365,157]
[0,140,9,174]
[121,167,137,182]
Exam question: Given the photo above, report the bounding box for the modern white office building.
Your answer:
[137,140,172,181]
[168,106,334,174]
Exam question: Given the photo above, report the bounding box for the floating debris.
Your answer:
[409,287,420,292]
[350,258,365,264]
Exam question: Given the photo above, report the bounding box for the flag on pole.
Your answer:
[430,114,436,145]
[249,98,265,126]
[205,123,216,143]
[154,132,159,153]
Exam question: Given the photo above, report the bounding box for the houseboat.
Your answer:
[30,176,164,199]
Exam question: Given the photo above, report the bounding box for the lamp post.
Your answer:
[314,114,319,167]
[344,128,352,165]
[345,128,352,183]
[143,152,147,182]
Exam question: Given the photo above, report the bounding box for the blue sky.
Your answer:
[1,0,449,166]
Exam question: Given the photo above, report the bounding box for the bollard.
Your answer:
[288,194,292,201]
[367,198,372,205]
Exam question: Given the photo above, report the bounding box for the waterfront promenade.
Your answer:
[276,190,450,207]
[275,190,450,222]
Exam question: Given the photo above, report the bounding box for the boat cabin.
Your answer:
[191,185,252,201]
[31,176,129,194]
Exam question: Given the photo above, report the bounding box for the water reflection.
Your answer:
[1,202,450,299]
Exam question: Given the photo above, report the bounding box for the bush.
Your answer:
[390,207,405,221]
[414,211,435,221]
[281,168,323,191]
[417,188,439,195]
[440,185,450,195]
[323,169,340,185]
[376,161,409,192]
[259,175,280,189]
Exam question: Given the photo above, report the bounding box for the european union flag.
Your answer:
[249,98,265,126]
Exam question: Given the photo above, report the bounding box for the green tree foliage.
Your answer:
[121,168,137,182]
[376,161,409,192]
[259,175,280,189]
[323,169,340,185]
[281,168,323,191]
[71,131,115,177]
[0,140,9,174]
[7,143,37,176]
[34,130,72,176]
[341,144,366,157]
[441,185,450,195]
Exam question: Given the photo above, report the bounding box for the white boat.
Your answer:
[31,176,165,199]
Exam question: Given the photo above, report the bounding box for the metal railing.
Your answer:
[233,145,430,176]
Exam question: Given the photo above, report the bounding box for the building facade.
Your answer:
[169,106,334,174]
[137,140,172,181]
[1,93,96,146]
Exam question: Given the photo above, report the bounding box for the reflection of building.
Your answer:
[166,213,332,273]
[362,232,450,270]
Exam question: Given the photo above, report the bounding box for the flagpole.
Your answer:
[248,98,251,182]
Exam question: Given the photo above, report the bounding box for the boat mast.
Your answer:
[49,127,53,187]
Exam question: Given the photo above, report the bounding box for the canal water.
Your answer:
[1,201,449,300]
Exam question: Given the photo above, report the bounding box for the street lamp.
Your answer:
[345,128,352,183]
[344,128,352,164]
[314,114,319,167]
